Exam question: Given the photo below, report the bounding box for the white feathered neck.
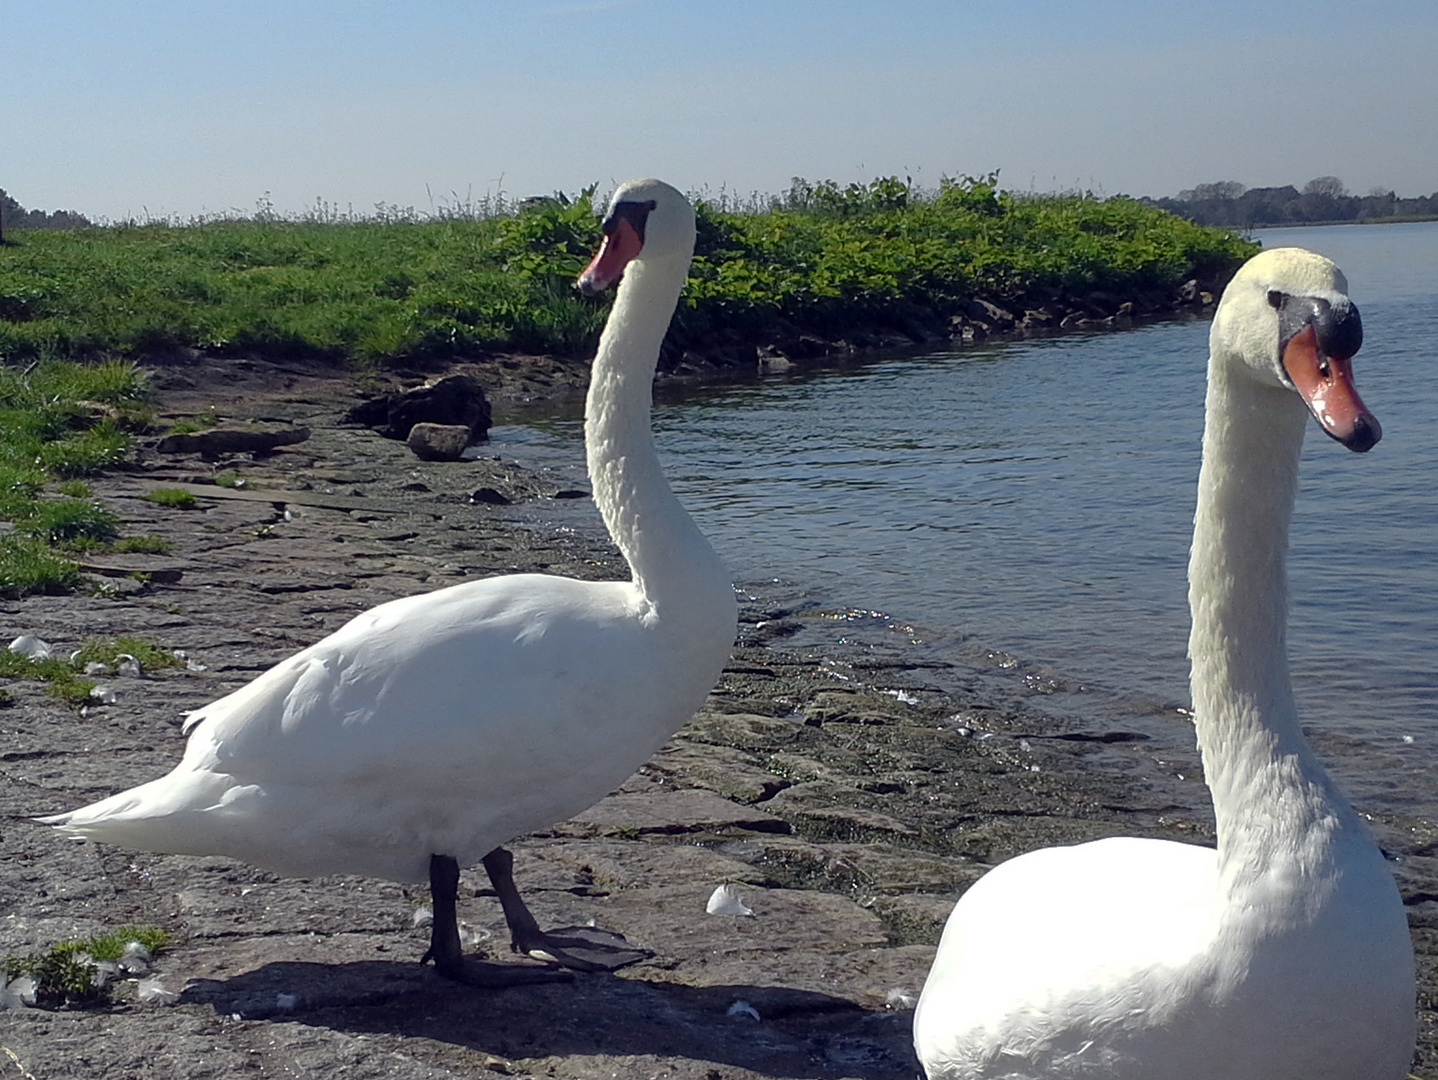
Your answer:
[1189,250,1366,908]
[583,195,729,618]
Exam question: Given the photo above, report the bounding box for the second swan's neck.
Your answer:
[1188,359,1353,888]
[585,258,729,613]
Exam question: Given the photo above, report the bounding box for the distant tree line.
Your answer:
[1142,177,1438,228]
[0,189,93,237]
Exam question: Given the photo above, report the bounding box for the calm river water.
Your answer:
[494,221,1438,820]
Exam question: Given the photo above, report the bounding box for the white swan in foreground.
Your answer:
[913,249,1415,1078]
[44,179,737,984]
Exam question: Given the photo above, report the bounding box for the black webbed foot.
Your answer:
[422,853,574,987]
[482,847,652,973]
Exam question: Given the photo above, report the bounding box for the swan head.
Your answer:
[1212,247,1379,451]
[577,178,696,295]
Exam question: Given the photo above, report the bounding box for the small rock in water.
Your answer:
[706,883,755,917]
[407,422,473,462]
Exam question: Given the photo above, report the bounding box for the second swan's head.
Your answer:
[577,178,696,295]
[1212,246,1379,452]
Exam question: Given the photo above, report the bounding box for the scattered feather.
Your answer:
[727,999,760,1021]
[119,941,152,975]
[706,883,755,917]
[173,649,208,672]
[2,974,38,1009]
[458,922,491,948]
[8,635,52,660]
[136,978,178,1004]
[90,959,118,989]
[885,987,918,1010]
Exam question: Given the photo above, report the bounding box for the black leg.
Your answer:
[420,854,571,987]
[482,846,651,973]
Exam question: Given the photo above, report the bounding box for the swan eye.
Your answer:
[1267,290,1284,310]
[603,199,658,243]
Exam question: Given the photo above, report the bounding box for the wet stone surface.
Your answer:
[2,363,1436,1078]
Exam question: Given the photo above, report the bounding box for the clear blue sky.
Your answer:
[7,0,1436,220]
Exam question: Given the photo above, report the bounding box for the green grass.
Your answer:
[109,534,174,554]
[0,634,183,706]
[0,356,150,595]
[14,497,121,543]
[0,534,85,596]
[143,487,197,509]
[0,176,1256,368]
[3,925,169,1006]
[69,634,184,673]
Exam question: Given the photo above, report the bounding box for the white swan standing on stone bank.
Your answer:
[44,179,737,984]
[913,248,1415,1078]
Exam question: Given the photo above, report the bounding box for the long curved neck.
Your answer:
[1188,357,1353,893]
[585,257,729,612]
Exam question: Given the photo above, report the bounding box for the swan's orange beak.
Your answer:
[577,218,644,295]
[1282,323,1381,452]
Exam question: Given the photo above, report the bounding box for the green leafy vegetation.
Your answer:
[0,176,1255,368]
[3,925,169,1006]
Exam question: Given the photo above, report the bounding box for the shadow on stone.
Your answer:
[181,959,916,1078]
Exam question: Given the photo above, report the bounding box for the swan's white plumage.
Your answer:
[913,248,1415,1079]
[44,179,737,887]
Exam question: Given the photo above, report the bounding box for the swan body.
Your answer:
[45,180,736,954]
[913,248,1415,1078]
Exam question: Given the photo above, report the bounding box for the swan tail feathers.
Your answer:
[38,770,237,856]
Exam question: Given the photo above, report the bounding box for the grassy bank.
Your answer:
[0,358,157,597]
[0,176,1256,369]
